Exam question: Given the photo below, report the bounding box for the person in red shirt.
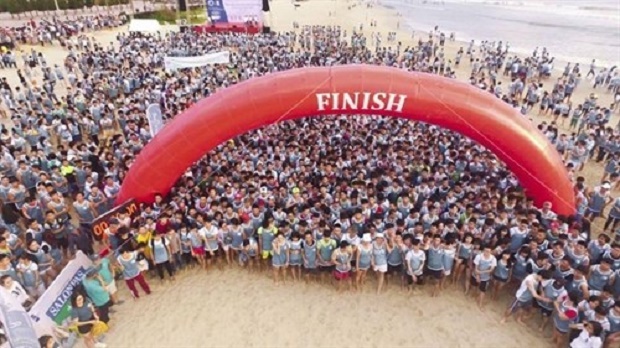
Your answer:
[155,214,172,235]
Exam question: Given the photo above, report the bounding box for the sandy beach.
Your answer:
[3,1,617,347]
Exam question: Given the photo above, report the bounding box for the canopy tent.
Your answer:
[128,19,162,33]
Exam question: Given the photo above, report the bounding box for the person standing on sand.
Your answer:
[500,270,550,325]
[472,244,496,310]
[302,231,318,283]
[258,217,277,272]
[287,232,303,281]
[552,292,580,348]
[426,234,445,297]
[356,233,373,290]
[271,232,288,285]
[317,231,337,283]
[150,232,175,283]
[117,247,151,299]
[201,217,220,271]
[371,233,390,294]
[405,238,425,294]
[332,240,353,292]
[189,226,206,270]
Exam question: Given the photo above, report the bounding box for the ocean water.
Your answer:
[382,0,620,66]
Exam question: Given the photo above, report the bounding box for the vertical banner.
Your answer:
[147,103,165,138]
[0,291,38,348]
[29,251,93,338]
[206,0,263,24]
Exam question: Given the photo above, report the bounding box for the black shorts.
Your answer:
[388,264,403,274]
[458,256,470,268]
[78,322,93,334]
[406,274,423,285]
[427,269,443,280]
[205,249,219,260]
[304,267,319,275]
[470,276,490,292]
[319,265,334,273]
[54,236,69,250]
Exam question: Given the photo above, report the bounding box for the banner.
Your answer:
[147,103,164,138]
[206,0,263,24]
[164,51,230,71]
[0,289,39,348]
[29,251,93,338]
[91,200,139,241]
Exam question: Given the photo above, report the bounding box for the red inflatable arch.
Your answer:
[117,65,576,215]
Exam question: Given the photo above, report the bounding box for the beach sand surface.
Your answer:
[105,266,546,348]
[3,1,617,347]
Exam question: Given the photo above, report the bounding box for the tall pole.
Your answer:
[129,0,135,18]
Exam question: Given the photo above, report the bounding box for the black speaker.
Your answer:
[262,0,270,12]
[179,0,187,12]
[262,26,270,34]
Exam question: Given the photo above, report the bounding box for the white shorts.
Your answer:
[444,270,452,276]
[373,264,388,273]
[106,280,117,295]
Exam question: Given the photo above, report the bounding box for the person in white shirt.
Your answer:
[0,274,31,307]
[473,244,497,310]
[570,321,603,348]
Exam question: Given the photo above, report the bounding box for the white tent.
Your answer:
[128,19,162,33]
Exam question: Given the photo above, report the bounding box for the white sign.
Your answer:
[164,51,230,71]
[128,19,162,33]
[147,103,165,138]
[0,290,38,348]
[29,252,93,338]
[315,92,408,113]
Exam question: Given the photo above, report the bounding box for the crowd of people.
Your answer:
[0,10,617,347]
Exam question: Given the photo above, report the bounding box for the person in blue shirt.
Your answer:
[82,268,111,323]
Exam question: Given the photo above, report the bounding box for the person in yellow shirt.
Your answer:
[257,217,278,271]
[135,226,153,261]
